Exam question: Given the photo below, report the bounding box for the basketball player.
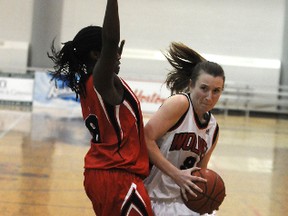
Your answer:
[144,42,225,216]
[48,0,153,215]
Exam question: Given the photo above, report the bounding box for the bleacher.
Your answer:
[215,82,288,117]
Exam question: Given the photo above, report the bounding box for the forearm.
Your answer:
[147,140,180,180]
[197,137,218,168]
[103,0,120,46]
[93,0,122,104]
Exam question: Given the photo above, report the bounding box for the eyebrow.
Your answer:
[200,83,222,89]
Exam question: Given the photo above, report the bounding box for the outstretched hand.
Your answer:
[175,167,207,201]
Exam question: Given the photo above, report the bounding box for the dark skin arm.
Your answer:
[92,0,124,105]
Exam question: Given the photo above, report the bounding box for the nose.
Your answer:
[205,91,213,101]
[117,53,121,61]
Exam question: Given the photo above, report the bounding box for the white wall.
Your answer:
[60,0,285,58]
[0,0,285,59]
[58,0,285,88]
[0,0,33,42]
[0,0,33,71]
[0,0,286,88]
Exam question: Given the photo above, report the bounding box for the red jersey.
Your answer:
[80,76,149,178]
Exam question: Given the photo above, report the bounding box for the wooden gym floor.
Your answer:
[0,107,287,216]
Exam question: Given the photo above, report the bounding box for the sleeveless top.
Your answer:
[80,76,149,178]
[144,93,219,199]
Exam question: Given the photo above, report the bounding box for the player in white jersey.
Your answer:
[144,42,225,216]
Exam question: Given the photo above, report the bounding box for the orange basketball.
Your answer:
[181,168,226,214]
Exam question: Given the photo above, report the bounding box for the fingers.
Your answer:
[180,167,208,199]
[190,166,201,172]
[181,187,188,201]
[188,181,203,194]
[181,177,204,199]
[185,184,199,196]
[193,175,207,183]
[188,175,207,195]
[181,184,199,200]
[189,167,207,183]
[185,171,207,197]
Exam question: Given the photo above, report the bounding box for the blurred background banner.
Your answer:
[125,80,170,114]
[0,73,34,105]
[33,71,170,115]
[33,71,81,115]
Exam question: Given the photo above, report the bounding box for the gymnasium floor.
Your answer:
[0,107,287,216]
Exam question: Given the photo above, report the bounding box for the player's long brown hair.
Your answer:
[47,26,102,99]
[164,42,225,94]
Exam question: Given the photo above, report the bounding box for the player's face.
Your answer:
[114,40,125,75]
[190,72,223,114]
[114,53,121,74]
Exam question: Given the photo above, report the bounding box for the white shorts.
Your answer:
[151,198,217,216]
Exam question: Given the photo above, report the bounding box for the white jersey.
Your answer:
[144,93,219,216]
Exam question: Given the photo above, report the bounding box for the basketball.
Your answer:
[181,168,226,214]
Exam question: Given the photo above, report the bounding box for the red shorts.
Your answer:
[84,169,154,216]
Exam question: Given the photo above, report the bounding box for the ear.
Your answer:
[90,50,100,60]
[189,79,194,87]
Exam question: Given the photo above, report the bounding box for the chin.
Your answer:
[115,67,120,74]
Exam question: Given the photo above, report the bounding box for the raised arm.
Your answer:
[93,0,124,105]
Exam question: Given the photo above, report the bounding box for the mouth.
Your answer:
[202,102,211,106]
[201,103,212,110]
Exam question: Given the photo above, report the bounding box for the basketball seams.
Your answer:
[198,169,217,213]
[189,169,213,213]
[207,173,219,212]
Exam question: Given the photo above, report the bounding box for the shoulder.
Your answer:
[145,93,190,139]
[165,93,189,108]
[160,93,190,117]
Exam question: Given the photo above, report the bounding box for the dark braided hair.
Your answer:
[47,26,102,99]
[164,42,225,94]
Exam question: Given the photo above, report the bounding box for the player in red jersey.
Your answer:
[48,0,153,215]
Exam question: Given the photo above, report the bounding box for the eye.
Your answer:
[200,85,208,91]
[213,88,222,94]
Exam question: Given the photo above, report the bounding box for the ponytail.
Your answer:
[164,42,206,94]
[47,26,102,99]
